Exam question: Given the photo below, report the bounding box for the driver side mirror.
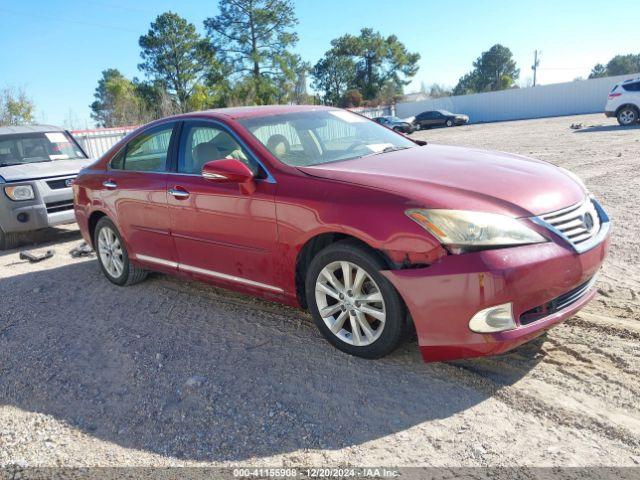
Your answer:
[201,159,256,194]
[414,140,427,146]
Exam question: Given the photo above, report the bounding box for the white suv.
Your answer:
[605,77,640,126]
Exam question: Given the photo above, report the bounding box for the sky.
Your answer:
[1,0,639,128]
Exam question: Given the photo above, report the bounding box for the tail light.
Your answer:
[608,93,622,99]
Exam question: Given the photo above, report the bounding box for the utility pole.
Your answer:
[532,50,540,87]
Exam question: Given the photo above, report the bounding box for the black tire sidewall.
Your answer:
[94,217,131,286]
[305,242,406,359]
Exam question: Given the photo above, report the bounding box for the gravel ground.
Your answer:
[0,113,638,468]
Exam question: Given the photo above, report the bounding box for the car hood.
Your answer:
[298,144,585,217]
[0,158,94,182]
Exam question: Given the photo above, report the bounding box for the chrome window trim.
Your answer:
[134,254,283,293]
[531,196,610,254]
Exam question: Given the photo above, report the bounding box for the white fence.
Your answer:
[72,126,137,159]
[349,105,393,118]
[396,73,639,123]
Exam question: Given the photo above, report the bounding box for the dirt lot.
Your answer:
[0,113,638,468]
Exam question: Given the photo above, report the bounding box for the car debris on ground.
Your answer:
[69,242,94,258]
[18,249,54,263]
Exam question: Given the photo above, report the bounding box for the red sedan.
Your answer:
[73,106,610,362]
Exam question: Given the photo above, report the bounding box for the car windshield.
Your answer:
[0,131,87,167]
[386,116,403,122]
[239,110,416,167]
[438,110,454,115]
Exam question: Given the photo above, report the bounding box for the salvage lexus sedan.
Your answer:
[73,106,610,362]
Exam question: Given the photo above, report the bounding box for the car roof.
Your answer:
[0,124,64,135]
[176,104,337,121]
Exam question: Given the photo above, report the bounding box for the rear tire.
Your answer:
[617,106,638,126]
[305,240,406,359]
[94,217,147,286]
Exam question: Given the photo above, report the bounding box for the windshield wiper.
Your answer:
[359,145,414,159]
[0,162,23,167]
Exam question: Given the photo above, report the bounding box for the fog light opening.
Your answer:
[469,303,516,333]
[17,212,29,223]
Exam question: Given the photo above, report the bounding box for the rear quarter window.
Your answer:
[622,82,640,92]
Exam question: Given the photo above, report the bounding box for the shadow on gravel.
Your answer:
[0,261,543,461]
[574,124,640,133]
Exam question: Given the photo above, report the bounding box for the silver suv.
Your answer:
[0,125,93,249]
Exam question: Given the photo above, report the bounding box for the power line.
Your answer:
[0,8,138,33]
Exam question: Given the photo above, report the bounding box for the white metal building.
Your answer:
[396,73,639,123]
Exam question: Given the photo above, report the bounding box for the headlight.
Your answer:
[5,185,35,201]
[406,209,546,253]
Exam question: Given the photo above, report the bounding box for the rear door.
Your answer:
[101,122,179,269]
[166,120,280,294]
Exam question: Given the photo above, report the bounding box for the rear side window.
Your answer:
[623,82,640,92]
[111,126,173,172]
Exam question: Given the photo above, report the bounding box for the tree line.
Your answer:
[589,54,640,79]
[90,1,424,127]
[2,0,639,128]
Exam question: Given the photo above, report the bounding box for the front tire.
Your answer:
[446,119,454,127]
[617,106,638,126]
[94,217,147,286]
[305,240,406,359]
[0,227,20,250]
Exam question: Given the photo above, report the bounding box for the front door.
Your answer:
[166,120,280,294]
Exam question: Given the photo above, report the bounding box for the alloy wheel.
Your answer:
[97,226,124,279]
[619,109,636,125]
[315,260,386,346]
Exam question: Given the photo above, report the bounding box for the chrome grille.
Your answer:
[537,197,603,250]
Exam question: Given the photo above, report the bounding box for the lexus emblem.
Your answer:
[583,212,594,231]
[65,178,74,187]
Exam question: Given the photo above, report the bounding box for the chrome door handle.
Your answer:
[102,180,117,189]
[168,187,190,199]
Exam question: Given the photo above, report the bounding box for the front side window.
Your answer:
[113,126,173,172]
[0,131,86,167]
[178,123,258,175]
[239,110,416,167]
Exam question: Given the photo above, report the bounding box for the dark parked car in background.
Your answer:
[373,116,415,134]
[413,110,469,129]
